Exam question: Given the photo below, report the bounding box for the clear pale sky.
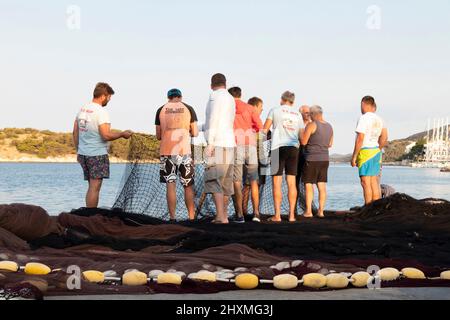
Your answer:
[1,0,449,153]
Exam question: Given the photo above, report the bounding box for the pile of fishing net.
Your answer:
[1,193,450,299]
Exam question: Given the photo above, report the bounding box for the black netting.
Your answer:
[113,134,315,220]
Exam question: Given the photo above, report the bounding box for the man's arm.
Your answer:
[351,133,365,167]
[329,134,334,148]
[204,99,221,147]
[156,125,162,141]
[300,122,316,146]
[251,109,263,132]
[190,122,199,138]
[99,124,131,141]
[378,128,388,149]
[263,118,272,135]
[72,120,79,152]
[186,105,199,138]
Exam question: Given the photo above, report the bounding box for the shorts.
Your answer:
[357,147,382,177]
[270,146,299,176]
[302,161,329,184]
[296,147,306,185]
[204,147,235,196]
[77,154,110,181]
[233,145,259,183]
[160,155,195,187]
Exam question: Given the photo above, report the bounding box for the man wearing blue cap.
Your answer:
[155,89,199,221]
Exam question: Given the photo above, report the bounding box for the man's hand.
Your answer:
[122,130,133,139]
[205,145,215,158]
[351,156,357,168]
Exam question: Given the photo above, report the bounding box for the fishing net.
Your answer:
[113,134,314,220]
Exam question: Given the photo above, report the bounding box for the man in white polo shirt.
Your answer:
[204,73,236,224]
[73,82,133,208]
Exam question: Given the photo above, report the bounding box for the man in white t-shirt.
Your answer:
[263,91,304,222]
[204,73,236,224]
[73,82,133,208]
[351,96,388,205]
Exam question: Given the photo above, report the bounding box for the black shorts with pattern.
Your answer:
[77,154,110,181]
[160,155,195,187]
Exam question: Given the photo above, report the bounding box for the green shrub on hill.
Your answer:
[4,128,160,160]
[14,133,76,158]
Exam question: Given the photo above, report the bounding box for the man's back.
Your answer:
[205,89,236,148]
[156,102,196,156]
[268,105,303,150]
[76,102,110,156]
[234,99,263,146]
[356,112,384,148]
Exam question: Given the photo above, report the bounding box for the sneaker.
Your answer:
[252,217,261,223]
[232,216,245,224]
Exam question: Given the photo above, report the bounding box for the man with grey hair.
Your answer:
[296,105,312,214]
[300,105,334,218]
[263,91,304,222]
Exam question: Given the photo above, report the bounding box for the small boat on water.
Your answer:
[441,167,450,172]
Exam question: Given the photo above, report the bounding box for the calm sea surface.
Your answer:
[0,163,449,215]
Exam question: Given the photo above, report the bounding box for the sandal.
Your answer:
[268,217,282,223]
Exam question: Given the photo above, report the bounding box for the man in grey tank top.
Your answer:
[300,105,334,218]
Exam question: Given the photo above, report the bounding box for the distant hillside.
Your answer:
[384,125,449,162]
[0,128,159,162]
[330,125,450,163]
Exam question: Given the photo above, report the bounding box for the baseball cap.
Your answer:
[167,88,182,99]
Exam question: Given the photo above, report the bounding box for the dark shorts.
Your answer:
[302,161,329,184]
[296,148,306,185]
[77,154,110,181]
[160,155,195,187]
[270,147,299,176]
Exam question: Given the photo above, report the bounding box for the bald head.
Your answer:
[300,105,311,124]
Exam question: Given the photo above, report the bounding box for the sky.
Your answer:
[0,0,449,153]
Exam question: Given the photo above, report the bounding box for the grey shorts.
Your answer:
[204,147,235,196]
[233,145,259,183]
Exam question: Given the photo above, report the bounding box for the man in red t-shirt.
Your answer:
[228,87,263,223]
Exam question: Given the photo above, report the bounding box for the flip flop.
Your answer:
[267,217,282,223]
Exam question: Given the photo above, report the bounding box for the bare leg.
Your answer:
[360,176,373,205]
[166,183,177,220]
[317,182,327,217]
[86,178,103,208]
[223,195,230,223]
[304,183,314,217]
[272,176,283,221]
[250,180,260,217]
[286,175,298,222]
[184,185,195,221]
[371,176,381,203]
[213,193,227,223]
[233,181,244,218]
[242,185,250,216]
